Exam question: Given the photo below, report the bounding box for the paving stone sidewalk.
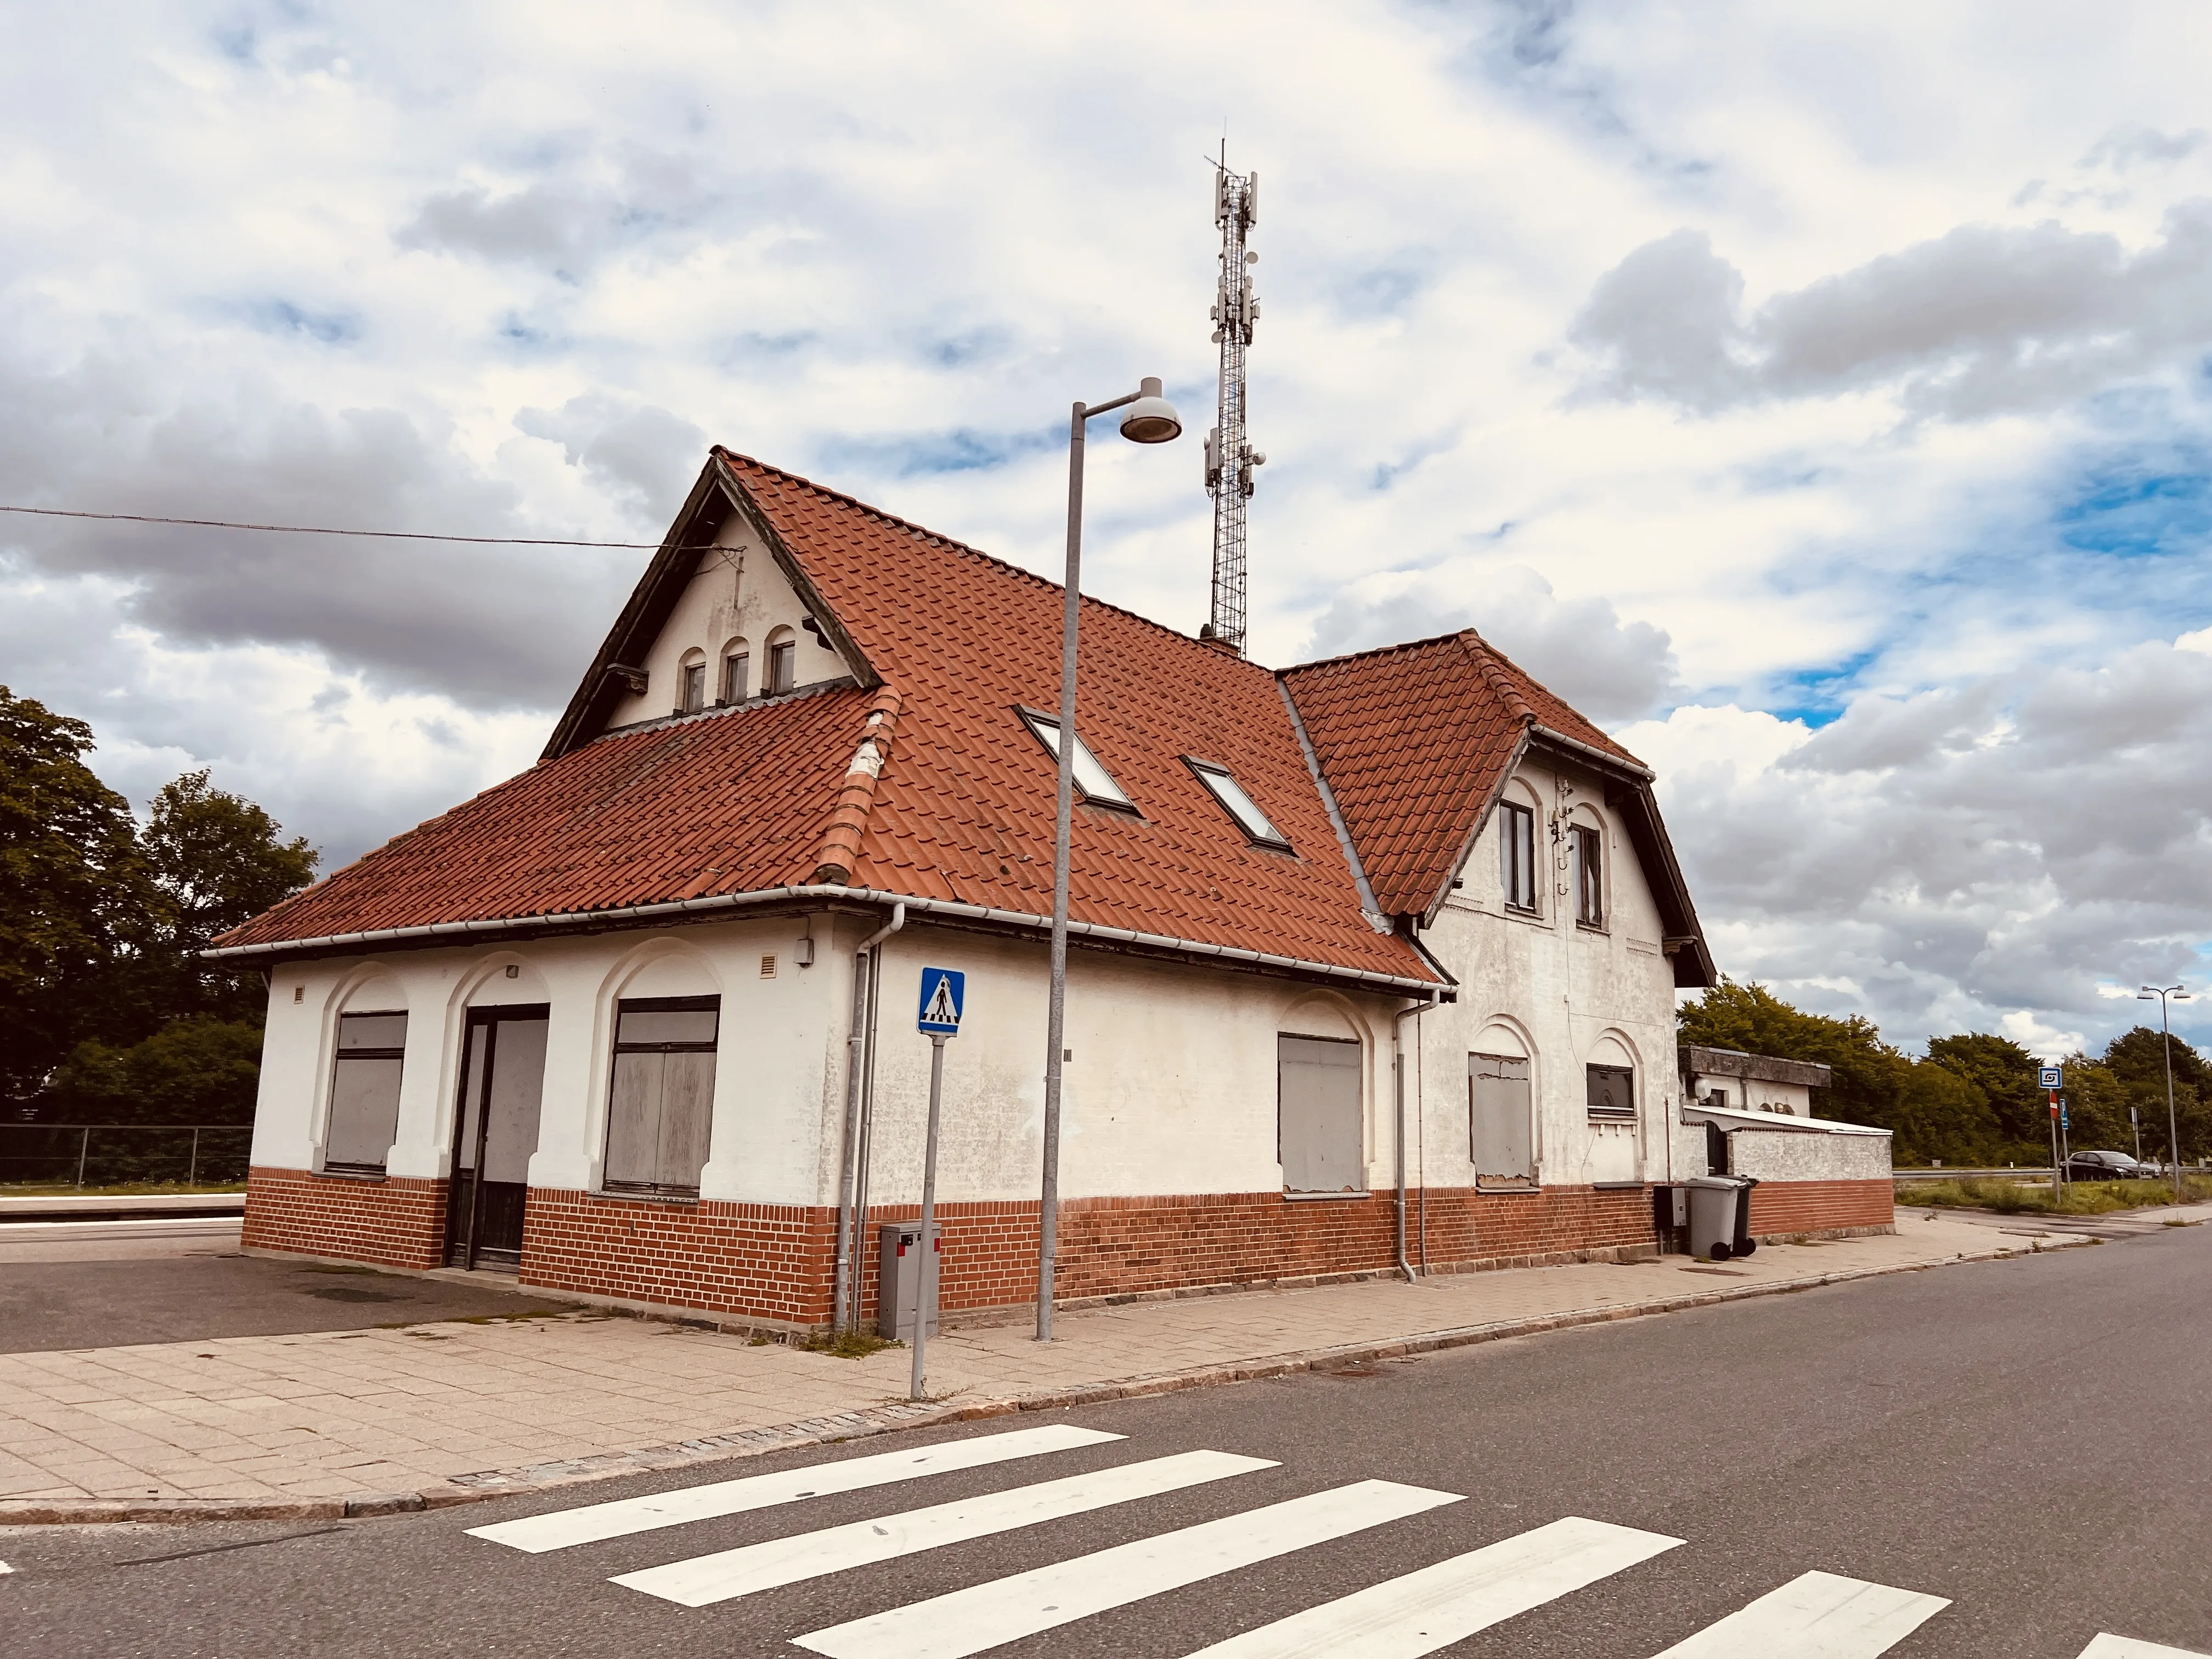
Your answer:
[0,1211,2138,1520]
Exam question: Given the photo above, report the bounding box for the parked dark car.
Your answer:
[2064,1149,2147,1182]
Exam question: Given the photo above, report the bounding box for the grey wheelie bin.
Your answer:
[1683,1174,1756,1261]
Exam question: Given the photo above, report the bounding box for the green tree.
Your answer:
[2100,1025,2210,1165]
[1925,1034,2046,1158]
[0,688,149,1104]
[124,769,318,1028]
[1678,980,2007,1164]
[46,1017,265,1127]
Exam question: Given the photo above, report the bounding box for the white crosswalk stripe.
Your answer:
[1174,1515,1682,1657]
[1647,1569,1950,1656]
[790,1478,1464,1659]
[2078,1639,2212,1657]
[612,1447,1276,1608]
[466,1422,1121,1553]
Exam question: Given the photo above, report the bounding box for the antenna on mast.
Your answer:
[1203,150,1263,656]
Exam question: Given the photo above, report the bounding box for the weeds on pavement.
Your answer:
[1899,1175,2212,1215]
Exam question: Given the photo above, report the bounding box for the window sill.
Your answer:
[1281,1189,1373,1203]
[590,1188,701,1206]
[1591,1180,1645,1191]
[314,1166,387,1183]
[1586,1113,1638,1126]
[1576,921,1609,934]
[1475,1179,1540,1194]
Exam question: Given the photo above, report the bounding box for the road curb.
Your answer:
[0,1234,2084,1526]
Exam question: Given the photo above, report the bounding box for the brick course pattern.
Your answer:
[1746,1177,1893,1238]
[511,1182,1663,1328]
[242,1165,449,1269]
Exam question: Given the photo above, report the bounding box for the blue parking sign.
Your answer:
[917,967,966,1035]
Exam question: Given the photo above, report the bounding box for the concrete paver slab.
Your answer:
[0,1211,2155,1516]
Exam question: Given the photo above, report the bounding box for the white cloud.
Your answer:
[0,1,2208,1053]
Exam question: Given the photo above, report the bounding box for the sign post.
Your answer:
[2041,1067,2064,1194]
[910,967,965,1402]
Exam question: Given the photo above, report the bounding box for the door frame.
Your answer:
[449,1003,550,1271]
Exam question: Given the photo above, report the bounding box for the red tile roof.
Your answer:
[1279,631,1647,919]
[217,452,1438,986]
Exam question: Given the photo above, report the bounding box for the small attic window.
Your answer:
[1018,709,1136,811]
[1185,758,1290,850]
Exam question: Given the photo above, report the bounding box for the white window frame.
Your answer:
[1585,1061,1636,1122]
[721,645,750,704]
[1017,708,1138,812]
[324,1010,408,1176]
[1184,757,1290,850]
[1499,799,1538,913]
[1572,821,1604,928]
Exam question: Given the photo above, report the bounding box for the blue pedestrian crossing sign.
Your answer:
[917,967,966,1036]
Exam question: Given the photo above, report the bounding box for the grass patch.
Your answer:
[1899,1175,2212,1215]
[798,1328,905,1359]
[0,1180,247,1197]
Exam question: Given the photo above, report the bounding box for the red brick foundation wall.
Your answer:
[511,1183,1661,1328]
[1747,1177,1893,1238]
[242,1165,449,1269]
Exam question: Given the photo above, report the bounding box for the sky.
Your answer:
[3,1,2209,1059]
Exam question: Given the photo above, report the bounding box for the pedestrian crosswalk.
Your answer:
[465,1421,2208,1657]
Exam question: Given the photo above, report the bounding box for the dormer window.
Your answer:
[1018,709,1135,810]
[722,642,749,703]
[680,662,707,714]
[1184,758,1289,850]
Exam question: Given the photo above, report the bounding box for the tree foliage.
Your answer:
[1,688,318,1122]
[1678,979,2208,1167]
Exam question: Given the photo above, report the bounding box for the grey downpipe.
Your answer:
[834,902,905,1330]
[1392,996,1433,1283]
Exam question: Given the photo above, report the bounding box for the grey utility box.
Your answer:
[1683,1175,1752,1261]
[877,1221,940,1341]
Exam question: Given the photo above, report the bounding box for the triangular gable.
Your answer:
[1279,630,1714,987]
[543,458,878,759]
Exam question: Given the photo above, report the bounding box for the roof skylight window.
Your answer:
[1018,709,1136,810]
[1186,758,1290,850]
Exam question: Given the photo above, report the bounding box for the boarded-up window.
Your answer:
[1469,1053,1534,1185]
[604,996,719,1194]
[1277,1034,1362,1195]
[326,1011,407,1173]
[1586,1062,1636,1120]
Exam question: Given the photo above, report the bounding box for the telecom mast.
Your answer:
[1204,161,1263,654]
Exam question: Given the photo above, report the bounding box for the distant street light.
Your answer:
[1037,376,1182,1344]
[2138,984,2193,1201]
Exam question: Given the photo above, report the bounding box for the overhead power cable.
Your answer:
[0,503,697,550]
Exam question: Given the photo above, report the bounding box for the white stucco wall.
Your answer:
[606,505,849,729]
[248,908,1408,1211]
[249,915,847,1205]
[1726,1127,1893,1182]
[1688,1070,1815,1117]
[1413,751,1683,1193]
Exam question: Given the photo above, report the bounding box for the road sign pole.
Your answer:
[910,1031,947,1402]
[2048,1094,2061,1197]
[2059,1098,2072,1192]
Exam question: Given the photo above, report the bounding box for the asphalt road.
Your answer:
[5,1222,2208,1658]
[0,1244,578,1352]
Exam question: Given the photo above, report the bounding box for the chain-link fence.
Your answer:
[0,1124,251,1189]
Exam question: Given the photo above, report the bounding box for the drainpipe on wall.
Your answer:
[834,902,905,1331]
[1393,995,1436,1283]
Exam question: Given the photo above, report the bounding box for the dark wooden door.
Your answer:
[445,1007,550,1269]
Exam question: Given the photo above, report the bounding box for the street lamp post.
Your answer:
[2138,984,2193,1202]
[1038,377,1182,1343]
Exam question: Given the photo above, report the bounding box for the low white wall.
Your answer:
[1727,1128,1892,1183]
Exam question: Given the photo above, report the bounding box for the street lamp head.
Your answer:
[1119,377,1182,444]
